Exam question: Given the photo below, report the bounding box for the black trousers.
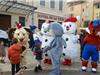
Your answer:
[11,64,20,75]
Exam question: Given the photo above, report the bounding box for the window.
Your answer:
[40,0,45,6]
[19,16,25,26]
[58,22,62,24]
[59,0,63,11]
[99,12,100,19]
[84,20,89,27]
[70,7,74,11]
[50,0,55,9]
[96,4,100,8]
[38,19,46,29]
[69,14,74,17]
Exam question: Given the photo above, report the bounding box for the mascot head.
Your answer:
[40,21,51,35]
[8,22,33,46]
[88,20,100,36]
[48,22,64,37]
[62,17,78,34]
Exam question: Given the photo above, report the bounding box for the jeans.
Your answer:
[11,64,20,75]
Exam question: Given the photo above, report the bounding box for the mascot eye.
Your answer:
[69,25,71,27]
[23,33,25,36]
[64,25,66,27]
[45,39,48,42]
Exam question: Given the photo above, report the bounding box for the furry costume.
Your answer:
[43,22,66,75]
[62,17,79,65]
[81,20,100,73]
[40,22,54,64]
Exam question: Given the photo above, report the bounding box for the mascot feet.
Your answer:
[91,68,97,73]
[91,62,97,73]
[43,59,48,64]
[62,59,72,66]
[81,66,87,72]
[43,59,52,64]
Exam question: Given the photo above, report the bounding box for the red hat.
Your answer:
[16,22,22,29]
[64,17,77,22]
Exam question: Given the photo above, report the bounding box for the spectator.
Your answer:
[79,29,88,60]
[8,38,22,75]
[0,40,6,63]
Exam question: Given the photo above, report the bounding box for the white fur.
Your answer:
[62,21,79,61]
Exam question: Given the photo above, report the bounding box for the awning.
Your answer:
[0,0,37,15]
[67,0,85,6]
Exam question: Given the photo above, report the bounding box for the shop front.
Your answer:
[37,13,65,29]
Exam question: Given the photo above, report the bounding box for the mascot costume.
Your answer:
[62,17,80,65]
[81,20,100,73]
[8,22,33,68]
[43,22,66,75]
[40,22,54,64]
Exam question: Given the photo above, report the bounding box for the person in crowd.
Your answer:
[0,39,6,63]
[8,38,22,75]
[79,29,88,60]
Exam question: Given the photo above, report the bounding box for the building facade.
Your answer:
[0,0,37,30]
[32,0,66,29]
[0,0,66,30]
[65,0,100,28]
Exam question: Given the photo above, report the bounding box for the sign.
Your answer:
[38,13,65,21]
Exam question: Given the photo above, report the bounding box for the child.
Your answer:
[33,39,43,72]
[8,38,22,75]
[15,46,26,75]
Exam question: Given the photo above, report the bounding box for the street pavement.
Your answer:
[1,70,100,75]
[0,47,100,75]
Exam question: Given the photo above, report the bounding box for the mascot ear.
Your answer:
[8,28,16,40]
[24,28,33,41]
[24,28,34,48]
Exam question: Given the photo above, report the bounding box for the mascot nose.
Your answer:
[66,26,69,31]
[66,26,69,28]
